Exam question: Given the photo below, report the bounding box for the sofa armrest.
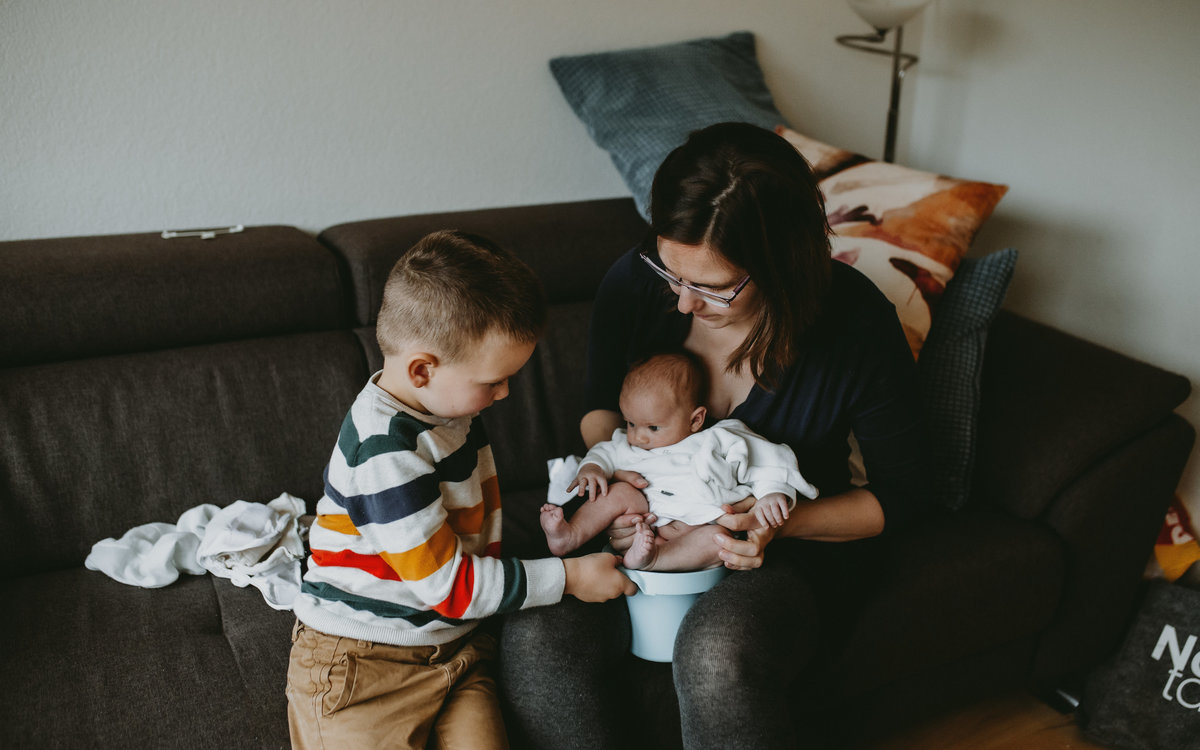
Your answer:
[1031,414,1194,686]
[973,311,1191,519]
[973,311,1195,685]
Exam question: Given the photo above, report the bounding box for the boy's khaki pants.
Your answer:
[286,620,508,750]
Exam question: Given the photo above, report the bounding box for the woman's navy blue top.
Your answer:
[584,248,926,532]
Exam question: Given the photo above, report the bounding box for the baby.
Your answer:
[540,352,817,572]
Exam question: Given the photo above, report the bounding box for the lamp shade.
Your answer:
[846,0,933,31]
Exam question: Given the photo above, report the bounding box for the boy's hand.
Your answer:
[567,463,609,500]
[752,493,791,529]
[563,553,638,602]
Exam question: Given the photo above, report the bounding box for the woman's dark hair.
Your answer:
[649,122,831,387]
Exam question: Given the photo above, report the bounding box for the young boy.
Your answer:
[539,352,818,572]
[286,230,635,750]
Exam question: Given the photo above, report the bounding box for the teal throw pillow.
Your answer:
[919,248,1018,510]
[550,31,787,219]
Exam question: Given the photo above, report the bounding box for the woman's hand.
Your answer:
[714,490,889,566]
[714,496,775,570]
[713,523,776,570]
[611,469,648,489]
[714,496,762,533]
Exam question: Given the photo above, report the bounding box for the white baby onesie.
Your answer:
[580,418,819,526]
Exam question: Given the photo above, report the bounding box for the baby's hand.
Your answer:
[566,463,609,500]
[752,493,791,529]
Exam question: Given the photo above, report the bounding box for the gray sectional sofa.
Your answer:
[1,197,1193,748]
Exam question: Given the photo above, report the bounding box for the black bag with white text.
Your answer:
[1079,579,1200,750]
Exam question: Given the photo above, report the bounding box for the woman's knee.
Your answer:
[673,606,768,691]
[673,563,818,685]
[501,596,628,668]
[499,598,630,750]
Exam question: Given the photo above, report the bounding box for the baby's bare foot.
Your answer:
[622,522,658,570]
[539,504,579,556]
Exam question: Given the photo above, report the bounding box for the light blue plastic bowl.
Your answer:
[621,565,729,662]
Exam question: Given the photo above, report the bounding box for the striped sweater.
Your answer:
[292,375,566,646]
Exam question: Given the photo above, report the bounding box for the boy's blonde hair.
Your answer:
[376,230,546,360]
[621,352,707,410]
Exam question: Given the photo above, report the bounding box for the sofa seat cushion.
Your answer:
[833,509,1065,697]
[211,575,295,743]
[1,568,282,748]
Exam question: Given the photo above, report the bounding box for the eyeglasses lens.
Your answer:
[640,252,734,308]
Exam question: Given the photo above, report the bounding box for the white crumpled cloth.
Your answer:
[546,456,583,506]
[85,492,307,610]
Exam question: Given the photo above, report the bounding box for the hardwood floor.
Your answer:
[857,692,1111,750]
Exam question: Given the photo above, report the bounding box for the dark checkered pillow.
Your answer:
[919,248,1018,509]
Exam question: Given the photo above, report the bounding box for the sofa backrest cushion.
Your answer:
[0,331,367,577]
[319,198,647,326]
[0,226,350,368]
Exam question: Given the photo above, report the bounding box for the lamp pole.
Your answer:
[884,24,904,163]
[835,26,919,163]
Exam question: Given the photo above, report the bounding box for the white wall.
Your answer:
[906,1,1200,521]
[4,0,1198,517]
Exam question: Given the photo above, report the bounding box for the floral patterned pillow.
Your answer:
[776,126,1008,358]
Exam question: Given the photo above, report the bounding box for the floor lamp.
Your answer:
[836,0,934,163]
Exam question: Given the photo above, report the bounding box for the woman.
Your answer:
[501,122,925,749]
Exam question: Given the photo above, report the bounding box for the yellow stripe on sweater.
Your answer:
[379,523,459,581]
[316,514,361,536]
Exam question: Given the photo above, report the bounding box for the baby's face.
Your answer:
[618,386,701,450]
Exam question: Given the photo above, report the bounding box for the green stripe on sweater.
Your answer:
[337,409,435,467]
[301,580,464,627]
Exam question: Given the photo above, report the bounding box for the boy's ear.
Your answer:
[690,406,707,432]
[407,353,438,388]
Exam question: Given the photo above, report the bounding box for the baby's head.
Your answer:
[618,352,708,450]
[376,230,546,418]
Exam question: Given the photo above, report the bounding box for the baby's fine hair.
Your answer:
[621,352,707,410]
[376,230,547,361]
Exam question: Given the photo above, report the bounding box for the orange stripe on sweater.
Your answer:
[445,475,502,535]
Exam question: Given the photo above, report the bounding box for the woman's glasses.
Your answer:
[639,252,751,308]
